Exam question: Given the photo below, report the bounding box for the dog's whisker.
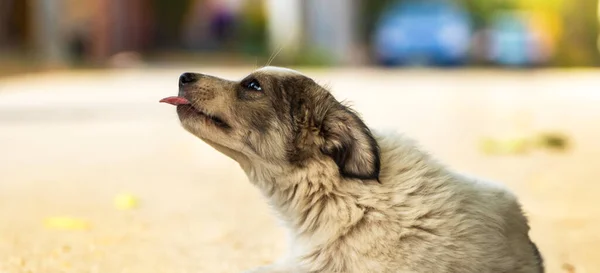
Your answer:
[265,43,285,67]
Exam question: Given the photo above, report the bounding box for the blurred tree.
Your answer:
[513,0,599,66]
[237,0,268,56]
[555,0,600,66]
[358,0,396,52]
[0,0,30,51]
[458,0,518,28]
[151,0,193,49]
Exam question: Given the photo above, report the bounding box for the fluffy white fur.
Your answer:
[242,132,541,273]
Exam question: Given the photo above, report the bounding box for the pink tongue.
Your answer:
[159,96,190,106]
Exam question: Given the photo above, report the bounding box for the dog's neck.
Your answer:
[246,160,368,246]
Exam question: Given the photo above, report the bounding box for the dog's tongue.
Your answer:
[159,96,190,106]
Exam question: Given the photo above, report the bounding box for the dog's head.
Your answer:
[161,67,380,181]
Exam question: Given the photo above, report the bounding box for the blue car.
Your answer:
[488,11,540,67]
[373,0,472,67]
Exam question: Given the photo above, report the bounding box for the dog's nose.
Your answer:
[179,72,198,86]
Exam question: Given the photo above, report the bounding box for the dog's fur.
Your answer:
[169,67,544,273]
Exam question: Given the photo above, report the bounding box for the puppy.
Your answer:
[160,67,544,273]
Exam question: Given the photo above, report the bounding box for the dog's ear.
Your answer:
[319,105,380,181]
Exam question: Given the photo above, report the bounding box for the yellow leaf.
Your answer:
[478,137,531,155]
[114,193,139,210]
[44,217,91,230]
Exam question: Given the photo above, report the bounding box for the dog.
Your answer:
[160,66,544,273]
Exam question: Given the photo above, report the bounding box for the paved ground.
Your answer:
[0,67,599,273]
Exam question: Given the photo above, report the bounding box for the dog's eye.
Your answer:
[245,79,262,91]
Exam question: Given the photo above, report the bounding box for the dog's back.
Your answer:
[372,132,544,273]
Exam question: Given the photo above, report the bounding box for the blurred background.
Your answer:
[1,0,599,273]
[1,0,599,70]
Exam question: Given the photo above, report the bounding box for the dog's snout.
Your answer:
[179,73,198,86]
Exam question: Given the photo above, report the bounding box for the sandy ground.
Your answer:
[0,67,599,273]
